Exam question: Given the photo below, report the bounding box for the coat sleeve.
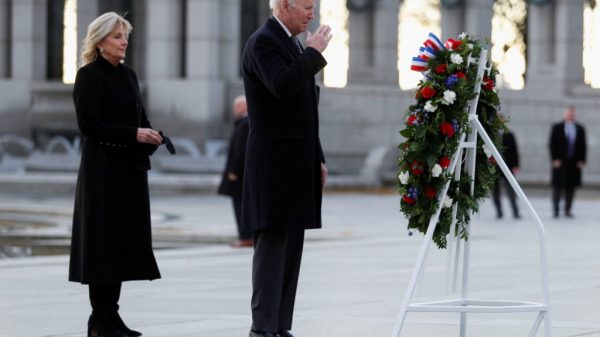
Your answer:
[579,125,587,163]
[318,138,326,164]
[251,34,327,100]
[549,124,560,161]
[506,132,519,168]
[128,67,159,155]
[139,104,159,156]
[73,66,138,144]
[231,121,249,175]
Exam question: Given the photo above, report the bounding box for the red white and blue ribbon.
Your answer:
[418,46,437,60]
[423,32,445,52]
[410,32,446,73]
[410,56,429,72]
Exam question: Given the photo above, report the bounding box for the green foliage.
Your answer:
[398,34,506,249]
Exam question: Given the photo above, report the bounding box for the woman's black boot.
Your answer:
[111,312,142,337]
[87,314,128,337]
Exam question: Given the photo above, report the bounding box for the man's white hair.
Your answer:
[269,0,296,10]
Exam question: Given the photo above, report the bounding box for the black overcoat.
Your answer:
[501,131,519,171]
[69,56,161,284]
[218,117,249,198]
[241,17,327,232]
[549,121,587,187]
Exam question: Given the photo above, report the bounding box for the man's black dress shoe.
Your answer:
[249,330,280,337]
[279,331,294,337]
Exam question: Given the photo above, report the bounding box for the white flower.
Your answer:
[443,197,454,208]
[431,164,443,177]
[450,53,463,64]
[441,90,456,105]
[482,144,493,158]
[398,171,410,185]
[458,32,467,39]
[424,101,437,112]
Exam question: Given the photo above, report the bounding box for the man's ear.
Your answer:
[282,0,289,10]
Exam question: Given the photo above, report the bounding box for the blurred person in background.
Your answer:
[492,124,520,220]
[219,95,253,247]
[549,106,587,218]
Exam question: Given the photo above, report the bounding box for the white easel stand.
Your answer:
[391,49,551,337]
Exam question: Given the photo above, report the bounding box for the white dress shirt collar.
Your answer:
[273,15,293,37]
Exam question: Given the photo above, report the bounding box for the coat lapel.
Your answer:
[265,17,302,57]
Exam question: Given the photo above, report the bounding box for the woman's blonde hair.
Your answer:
[79,12,132,67]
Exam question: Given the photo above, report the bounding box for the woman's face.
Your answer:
[97,24,128,65]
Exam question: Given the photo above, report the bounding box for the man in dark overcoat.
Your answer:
[240,0,332,336]
[218,95,253,247]
[549,106,587,218]
[492,129,520,219]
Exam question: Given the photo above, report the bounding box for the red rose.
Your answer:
[407,115,417,126]
[489,157,497,165]
[440,122,455,138]
[455,72,466,79]
[403,195,416,204]
[434,64,447,74]
[482,76,494,90]
[425,187,437,199]
[439,156,451,169]
[445,38,464,50]
[410,161,425,175]
[418,86,437,99]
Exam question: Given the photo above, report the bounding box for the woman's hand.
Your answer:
[321,162,328,189]
[136,128,163,145]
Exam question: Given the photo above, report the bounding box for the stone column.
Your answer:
[220,0,241,81]
[347,7,373,83]
[11,0,46,80]
[465,0,493,41]
[145,0,185,80]
[0,0,9,78]
[348,0,399,85]
[555,0,584,91]
[526,1,556,90]
[76,0,99,67]
[528,2,555,66]
[372,0,399,85]
[187,0,221,80]
[441,6,464,39]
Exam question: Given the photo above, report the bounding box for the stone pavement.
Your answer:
[0,189,599,337]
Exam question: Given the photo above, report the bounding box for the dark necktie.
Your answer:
[291,36,303,54]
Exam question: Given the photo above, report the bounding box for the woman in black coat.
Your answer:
[68,12,163,337]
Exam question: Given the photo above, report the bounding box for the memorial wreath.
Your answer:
[398,33,507,249]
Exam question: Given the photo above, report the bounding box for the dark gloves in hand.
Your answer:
[159,130,176,155]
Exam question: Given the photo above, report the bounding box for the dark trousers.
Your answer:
[251,228,305,333]
[492,177,519,218]
[552,184,576,215]
[233,196,253,240]
[89,283,122,315]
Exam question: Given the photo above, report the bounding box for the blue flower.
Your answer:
[451,119,459,132]
[445,74,459,88]
[408,187,419,199]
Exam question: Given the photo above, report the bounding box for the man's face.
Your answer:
[564,108,575,122]
[283,0,315,35]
